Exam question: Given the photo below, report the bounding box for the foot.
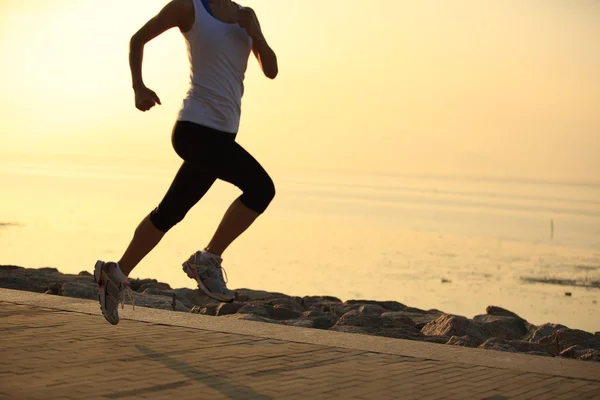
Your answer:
[182,251,234,302]
[93,261,134,325]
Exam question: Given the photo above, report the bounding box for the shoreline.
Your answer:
[1,264,599,363]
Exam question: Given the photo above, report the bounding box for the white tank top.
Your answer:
[177,0,252,133]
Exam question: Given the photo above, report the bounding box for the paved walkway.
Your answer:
[1,290,599,400]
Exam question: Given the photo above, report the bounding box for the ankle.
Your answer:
[113,262,129,282]
[203,248,223,258]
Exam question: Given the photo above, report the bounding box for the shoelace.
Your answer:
[206,258,229,286]
[119,283,136,310]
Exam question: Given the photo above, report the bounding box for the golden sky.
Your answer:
[1,0,599,182]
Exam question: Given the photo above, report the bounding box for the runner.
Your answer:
[94,0,278,325]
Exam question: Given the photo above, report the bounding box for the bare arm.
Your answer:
[238,8,278,79]
[252,36,278,80]
[129,0,193,90]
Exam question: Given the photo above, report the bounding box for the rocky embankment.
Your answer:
[2,265,599,362]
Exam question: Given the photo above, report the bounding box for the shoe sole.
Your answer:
[182,263,233,303]
[94,260,119,325]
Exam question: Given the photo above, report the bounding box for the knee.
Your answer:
[241,175,275,214]
[149,206,186,233]
[263,175,276,204]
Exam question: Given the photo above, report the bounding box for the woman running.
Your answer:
[93,0,278,325]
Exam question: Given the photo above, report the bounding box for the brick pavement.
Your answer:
[1,300,599,400]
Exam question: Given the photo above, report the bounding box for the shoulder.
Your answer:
[170,0,195,32]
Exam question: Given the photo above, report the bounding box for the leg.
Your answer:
[205,198,259,256]
[117,160,217,276]
[117,214,164,276]
[205,141,276,256]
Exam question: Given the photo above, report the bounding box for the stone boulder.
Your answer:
[473,314,528,340]
[538,328,600,353]
[270,305,303,320]
[138,282,171,293]
[234,288,291,302]
[446,335,477,347]
[559,345,600,361]
[216,302,244,316]
[237,303,272,318]
[381,314,416,329]
[422,315,488,345]
[313,315,338,330]
[479,338,557,356]
[343,300,406,312]
[381,310,443,328]
[61,281,97,300]
[301,296,343,309]
[334,310,383,328]
[263,297,305,313]
[523,323,567,342]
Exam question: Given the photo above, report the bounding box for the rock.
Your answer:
[0,275,46,293]
[44,282,63,296]
[38,267,59,273]
[313,315,338,330]
[479,338,557,356]
[334,310,382,328]
[344,300,405,312]
[142,288,172,297]
[216,302,244,316]
[61,281,97,300]
[237,303,272,318]
[128,278,159,292]
[235,288,291,302]
[173,288,215,308]
[486,306,524,320]
[271,305,303,320]
[560,345,600,361]
[446,335,477,347]
[524,323,567,342]
[381,314,416,329]
[263,297,305,313]
[381,310,443,327]
[303,309,324,318]
[422,315,488,346]
[538,328,600,352]
[473,314,528,340]
[580,350,600,362]
[200,303,220,316]
[78,271,92,277]
[403,306,428,313]
[138,282,171,292]
[357,304,388,315]
[0,265,24,271]
[189,305,202,314]
[301,296,343,308]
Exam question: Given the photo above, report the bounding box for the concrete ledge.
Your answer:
[1,288,598,381]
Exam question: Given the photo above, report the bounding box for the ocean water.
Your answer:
[1,160,599,332]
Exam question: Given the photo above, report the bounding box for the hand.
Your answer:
[134,86,161,112]
[237,7,262,40]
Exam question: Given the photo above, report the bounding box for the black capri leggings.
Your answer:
[149,121,275,233]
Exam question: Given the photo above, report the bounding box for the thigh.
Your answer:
[156,160,217,213]
[215,141,271,191]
